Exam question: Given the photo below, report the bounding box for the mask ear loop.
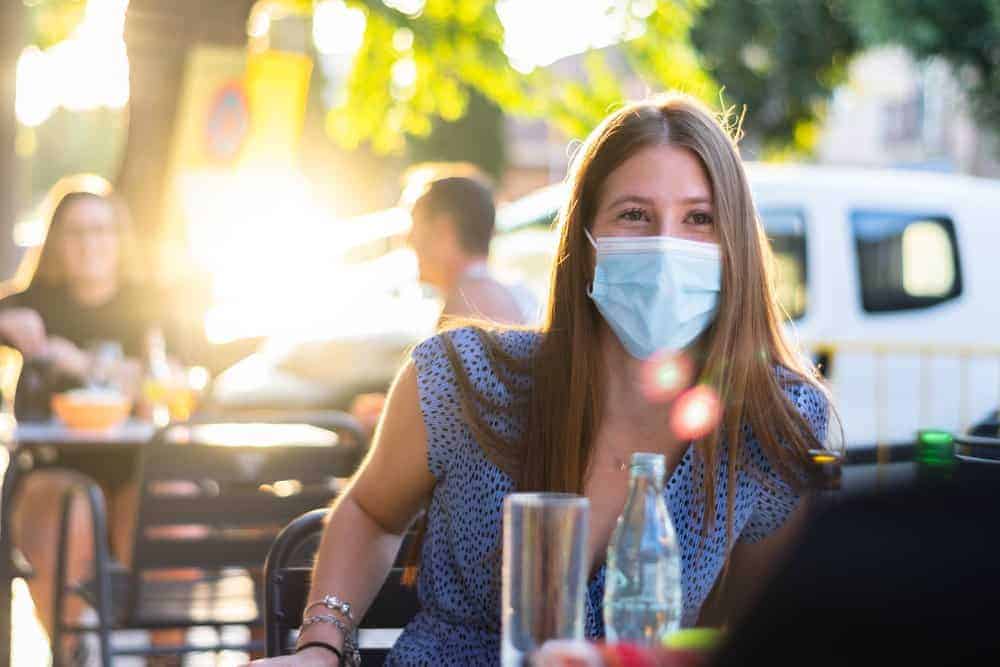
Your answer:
[584,228,598,295]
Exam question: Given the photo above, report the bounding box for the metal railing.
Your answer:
[806,340,1000,465]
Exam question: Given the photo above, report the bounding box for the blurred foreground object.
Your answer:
[713,475,1000,666]
[531,639,708,667]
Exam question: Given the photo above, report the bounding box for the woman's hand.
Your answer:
[45,336,91,379]
[0,308,47,358]
[243,646,340,666]
[105,358,143,398]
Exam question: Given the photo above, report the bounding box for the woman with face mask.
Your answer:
[249,93,833,667]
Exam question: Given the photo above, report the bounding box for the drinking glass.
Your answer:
[87,340,124,388]
[502,493,590,667]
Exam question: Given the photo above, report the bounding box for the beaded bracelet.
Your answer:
[301,614,360,667]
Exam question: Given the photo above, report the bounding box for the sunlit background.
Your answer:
[11,0,997,348]
[3,0,1000,662]
[12,0,654,345]
[15,0,129,127]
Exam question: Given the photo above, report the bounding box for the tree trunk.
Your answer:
[118,0,255,253]
[0,1,24,282]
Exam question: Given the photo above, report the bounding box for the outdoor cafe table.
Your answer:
[0,418,156,667]
[0,418,359,666]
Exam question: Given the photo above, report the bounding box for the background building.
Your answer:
[819,47,1000,177]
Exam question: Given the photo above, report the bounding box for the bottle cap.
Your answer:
[662,627,723,651]
[916,429,955,468]
[629,452,666,478]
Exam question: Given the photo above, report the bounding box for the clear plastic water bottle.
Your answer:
[603,452,681,645]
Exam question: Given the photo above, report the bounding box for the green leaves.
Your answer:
[25,0,87,49]
[28,0,1000,161]
[320,0,719,151]
[690,0,859,155]
[324,0,510,152]
[846,0,1000,138]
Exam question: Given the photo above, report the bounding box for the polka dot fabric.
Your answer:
[386,327,829,666]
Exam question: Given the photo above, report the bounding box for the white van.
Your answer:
[492,164,1000,451]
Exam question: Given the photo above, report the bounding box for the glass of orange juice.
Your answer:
[142,366,209,424]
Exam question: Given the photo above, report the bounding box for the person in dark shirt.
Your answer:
[0,175,172,653]
[0,174,164,407]
[2,281,159,360]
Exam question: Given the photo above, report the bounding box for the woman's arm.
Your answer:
[248,361,435,666]
[701,378,831,627]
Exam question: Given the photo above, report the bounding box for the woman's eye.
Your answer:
[618,208,650,223]
[688,211,714,226]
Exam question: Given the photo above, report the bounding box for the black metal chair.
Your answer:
[188,410,369,450]
[51,417,367,666]
[954,432,1000,463]
[264,509,420,665]
[968,409,999,438]
[953,432,1000,481]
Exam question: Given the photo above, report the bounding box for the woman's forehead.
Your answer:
[598,145,712,207]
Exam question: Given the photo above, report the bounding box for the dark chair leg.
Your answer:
[84,483,113,667]
[52,489,73,667]
[55,482,114,667]
[0,449,21,667]
[265,569,284,656]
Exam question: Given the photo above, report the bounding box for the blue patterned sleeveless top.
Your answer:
[385,327,829,666]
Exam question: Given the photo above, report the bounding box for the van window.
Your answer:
[851,210,962,312]
[761,209,808,320]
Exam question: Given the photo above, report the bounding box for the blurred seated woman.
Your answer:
[248,94,834,667]
[0,174,163,408]
[0,175,180,653]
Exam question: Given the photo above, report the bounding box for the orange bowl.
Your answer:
[51,391,132,431]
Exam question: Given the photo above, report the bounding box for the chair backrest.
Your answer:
[265,509,420,661]
[126,421,365,620]
[968,411,999,438]
[189,410,368,451]
[954,433,1000,465]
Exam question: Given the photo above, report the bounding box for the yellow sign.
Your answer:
[242,49,313,165]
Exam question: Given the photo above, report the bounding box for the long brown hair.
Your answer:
[4,174,143,297]
[442,93,830,539]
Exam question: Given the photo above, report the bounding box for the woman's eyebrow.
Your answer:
[603,194,655,211]
[679,196,712,205]
[603,194,713,211]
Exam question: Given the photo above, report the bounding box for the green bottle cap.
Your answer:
[662,627,723,651]
[916,429,955,468]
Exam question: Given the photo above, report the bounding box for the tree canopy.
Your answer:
[690,0,859,155]
[311,0,715,151]
[20,0,1000,156]
[847,0,1000,136]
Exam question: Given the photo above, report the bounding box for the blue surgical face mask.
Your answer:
[586,229,722,359]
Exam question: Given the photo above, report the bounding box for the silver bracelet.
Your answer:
[300,614,360,667]
[304,594,355,621]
